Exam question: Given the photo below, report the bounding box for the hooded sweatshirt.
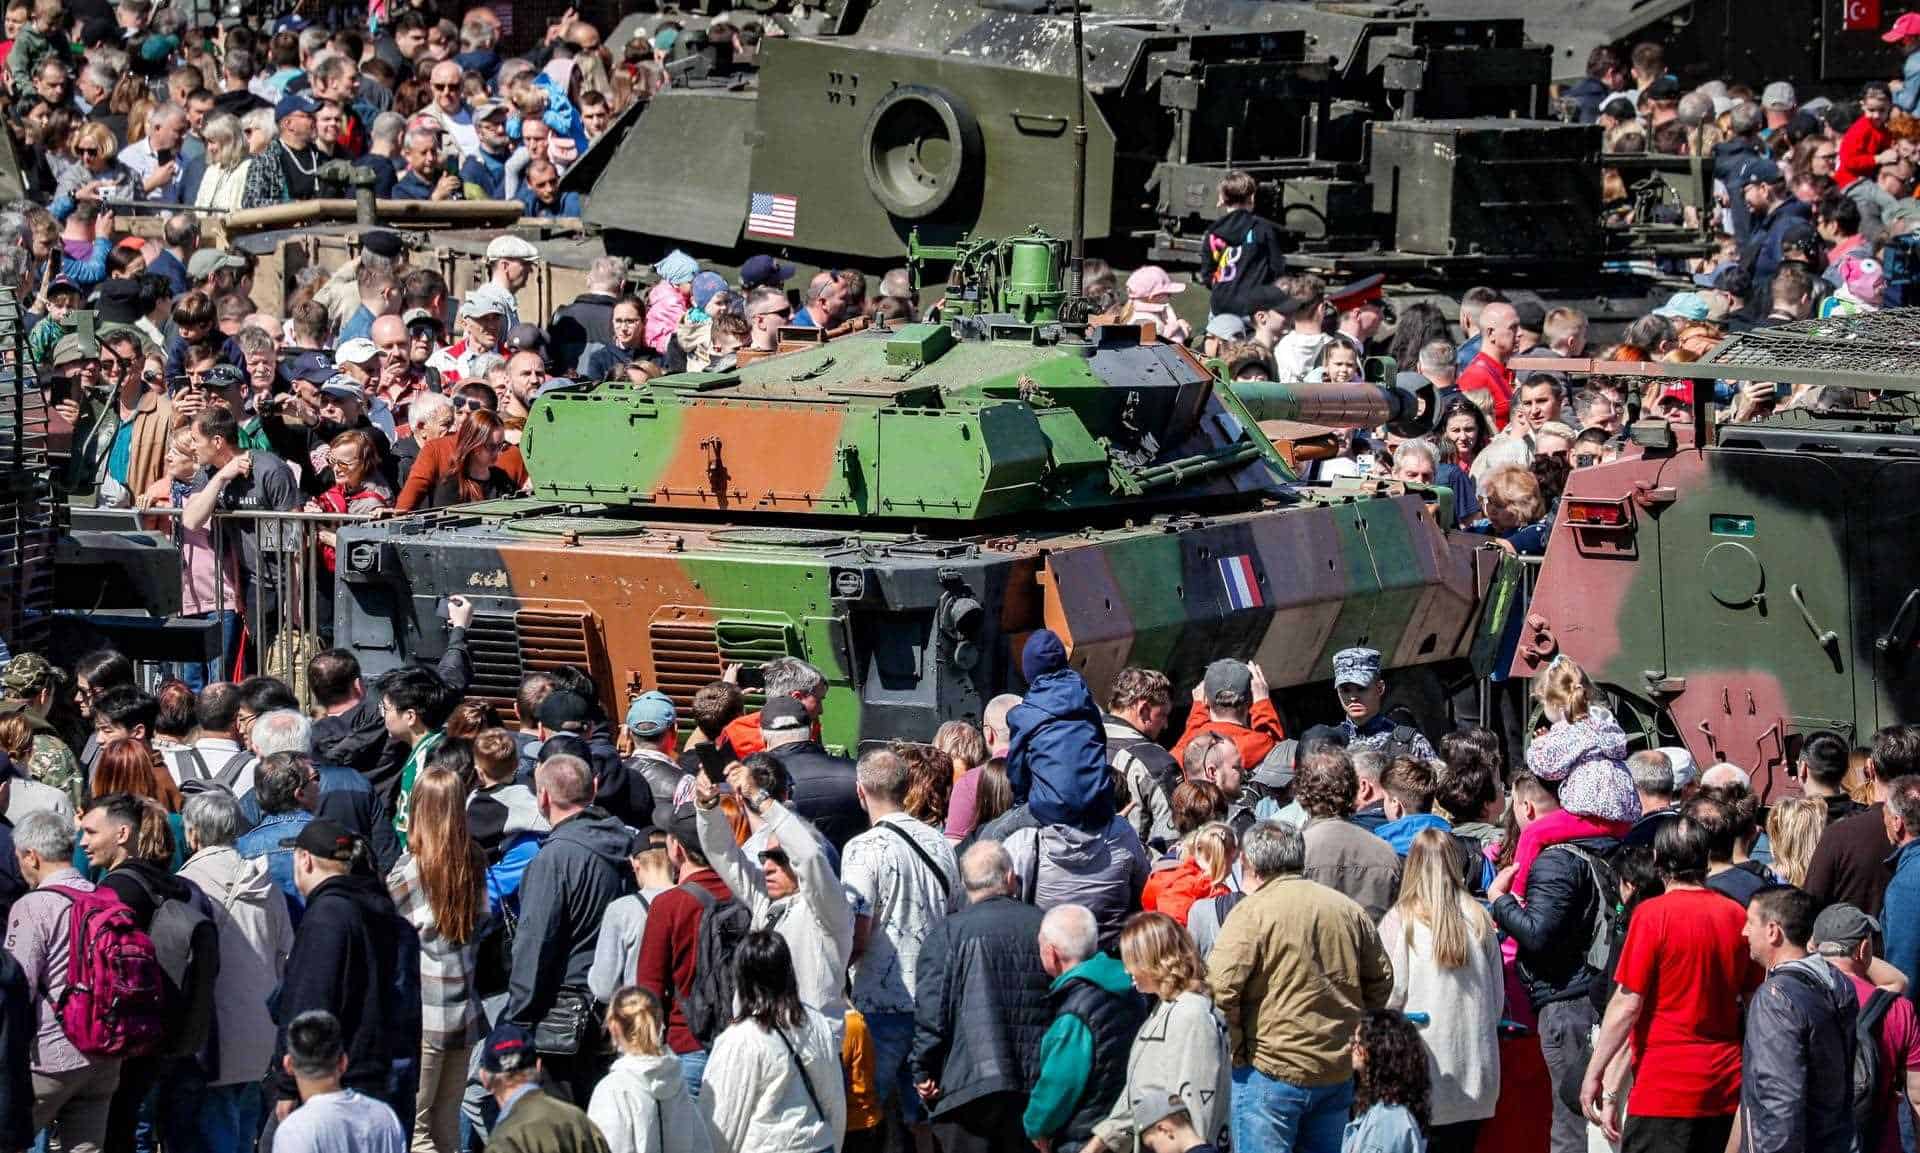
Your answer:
[588,1052,715,1153]
[1005,817,1150,952]
[178,844,293,1086]
[1007,629,1115,829]
[646,279,690,357]
[504,806,636,1028]
[469,781,551,917]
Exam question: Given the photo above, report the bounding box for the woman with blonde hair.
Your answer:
[1765,796,1825,887]
[1142,820,1236,926]
[188,113,254,211]
[58,120,137,200]
[588,986,714,1153]
[1378,828,1503,1153]
[1085,911,1232,1152]
[387,765,487,1152]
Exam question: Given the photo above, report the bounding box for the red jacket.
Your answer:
[634,868,733,1054]
[1170,698,1286,770]
[1837,117,1891,189]
[1457,351,1516,429]
[716,709,822,761]
[1143,857,1228,926]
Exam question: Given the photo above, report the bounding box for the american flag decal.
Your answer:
[1217,554,1264,610]
[746,192,798,239]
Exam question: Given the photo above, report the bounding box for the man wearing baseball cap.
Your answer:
[478,1021,605,1146]
[254,90,327,202]
[623,691,681,831]
[265,819,420,1125]
[1170,657,1287,771]
[1812,901,1920,1153]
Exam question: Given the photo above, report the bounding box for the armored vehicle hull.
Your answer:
[336,490,1485,745]
[1515,317,1920,800]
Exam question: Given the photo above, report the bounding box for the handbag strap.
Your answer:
[879,820,950,899]
[774,1024,827,1128]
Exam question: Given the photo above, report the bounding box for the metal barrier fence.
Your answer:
[128,505,377,705]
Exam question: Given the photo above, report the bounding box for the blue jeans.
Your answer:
[174,610,240,692]
[679,1049,710,1099]
[196,1082,263,1153]
[865,1010,925,1125]
[1231,1066,1353,1153]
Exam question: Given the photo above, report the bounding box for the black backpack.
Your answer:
[1854,986,1898,1153]
[126,873,220,1060]
[679,881,754,1046]
[1112,738,1182,818]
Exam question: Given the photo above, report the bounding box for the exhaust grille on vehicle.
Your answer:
[0,287,51,652]
[648,618,800,715]
[462,609,599,726]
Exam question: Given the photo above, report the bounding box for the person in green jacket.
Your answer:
[479,1022,611,1153]
[1024,904,1147,1152]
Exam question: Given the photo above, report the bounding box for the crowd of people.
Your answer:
[2,623,1919,1153]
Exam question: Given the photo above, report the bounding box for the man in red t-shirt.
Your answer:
[634,805,734,1096]
[1580,817,1761,1150]
[1814,903,1920,1153]
[1837,84,1898,189]
[1456,301,1520,429]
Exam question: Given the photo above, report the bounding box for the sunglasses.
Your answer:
[75,147,99,157]
[432,82,460,91]
[453,396,488,411]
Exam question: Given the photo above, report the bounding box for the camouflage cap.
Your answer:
[1,652,60,695]
[1332,646,1381,689]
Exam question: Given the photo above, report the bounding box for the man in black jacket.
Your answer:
[267,819,421,1130]
[503,753,635,1105]
[1738,887,1856,1153]
[301,608,473,805]
[763,697,867,851]
[911,841,1058,1153]
[1487,774,1615,1153]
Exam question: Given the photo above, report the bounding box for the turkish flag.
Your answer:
[1845,0,1881,32]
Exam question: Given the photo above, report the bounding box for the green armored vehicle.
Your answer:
[1517,311,1920,800]
[334,232,1494,741]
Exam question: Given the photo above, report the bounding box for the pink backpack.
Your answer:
[47,884,166,1057]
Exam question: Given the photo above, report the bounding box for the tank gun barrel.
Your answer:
[1228,379,1433,438]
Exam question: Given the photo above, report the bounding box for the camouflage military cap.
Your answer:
[1332,646,1382,689]
[1,652,61,695]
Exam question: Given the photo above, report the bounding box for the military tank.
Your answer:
[334,230,1496,743]
[1513,311,1920,801]
[573,0,1706,299]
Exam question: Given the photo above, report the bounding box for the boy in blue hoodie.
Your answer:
[1006,629,1115,830]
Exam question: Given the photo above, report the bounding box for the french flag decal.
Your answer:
[1217,554,1264,610]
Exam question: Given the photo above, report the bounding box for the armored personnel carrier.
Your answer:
[334,231,1495,742]
[1515,311,1920,800]
[577,0,1704,297]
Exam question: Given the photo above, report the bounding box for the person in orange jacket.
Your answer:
[1170,659,1286,768]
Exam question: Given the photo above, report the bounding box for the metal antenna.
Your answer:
[1068,0,1087,302]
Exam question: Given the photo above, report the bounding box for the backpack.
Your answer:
[1854,986,1898,1153]
[1112,737,1181,833]
[1549,843,1619,970]
[123,873,221,1060]
[678,881,754,1046]
[1212,890,1247,925]
[175,748,254,796]
[46,884,167,1057]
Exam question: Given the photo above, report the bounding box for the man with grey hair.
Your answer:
[7,808,122,1152]
[1623,749,1682,849]
[551,256,627,369]
[1390,438,1438,484]
[178,788,292,1147]
[1024,903,1143,1152]
[362,110,407,198]
[77,58,117,115]
[1209,819,1392,1153]
[245,706,398,872]
[122,103,190,202]
[1415,339,1457,393]
[234,750,319,917]
[911,840,1051,1151]
[504,752,634,1104]
[844,744,960,1140]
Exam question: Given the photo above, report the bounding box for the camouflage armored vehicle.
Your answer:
[576,0,1706,301]
[1514,312,1920,800]
[335,230,1495,743]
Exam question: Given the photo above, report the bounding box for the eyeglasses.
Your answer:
[452,396,487,411]
[75,147,99,157]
